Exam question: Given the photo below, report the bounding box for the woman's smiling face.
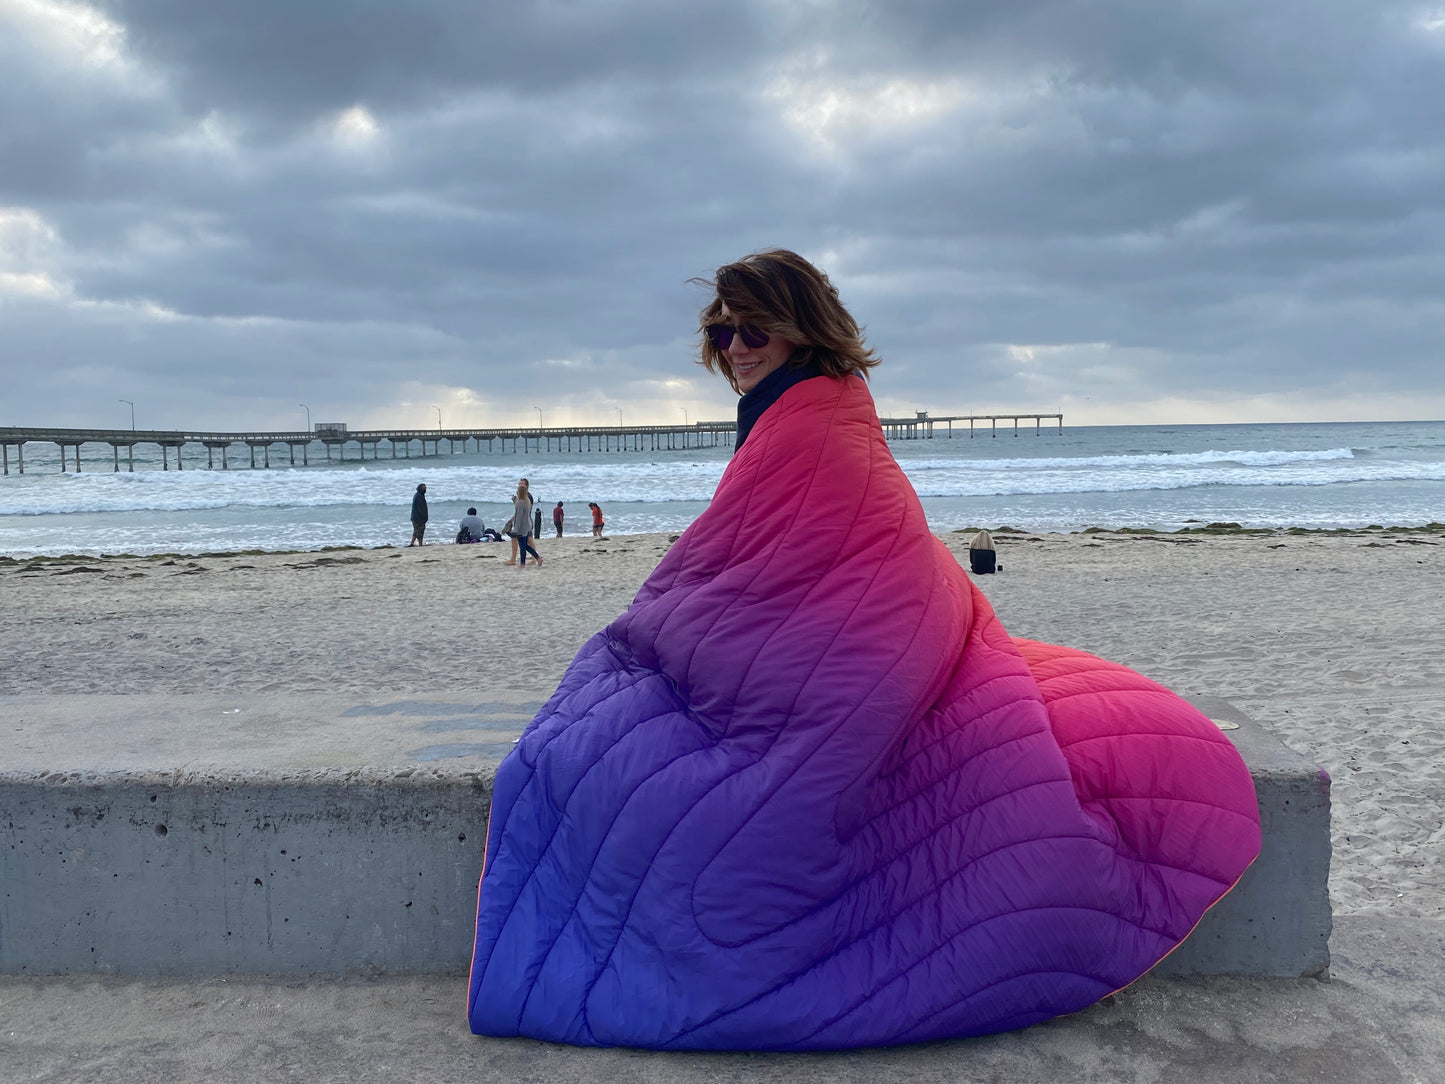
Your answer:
[718,303,795,394]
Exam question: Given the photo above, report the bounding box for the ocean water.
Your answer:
[1,419,1442,557]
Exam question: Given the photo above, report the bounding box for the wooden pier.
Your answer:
[0,412,1061,475]
[879,412,1064,439]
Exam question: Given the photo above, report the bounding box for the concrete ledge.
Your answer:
[1,768,492,975]
[1,699,1330,977]
[1163,696,1333,977]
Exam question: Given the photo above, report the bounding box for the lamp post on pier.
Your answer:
[119,399,135,430]
[299,403,310,432]
[433,405,442,432]
[535,406,543,429]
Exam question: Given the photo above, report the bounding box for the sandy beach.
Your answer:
[2,526,1442,923]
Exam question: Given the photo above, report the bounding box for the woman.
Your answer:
[468,250,1260,1049]
[588,501,604,537]
[503,478,530,566]
[510,480,542,568]
[968,528,998,574]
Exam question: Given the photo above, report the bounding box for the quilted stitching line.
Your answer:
[672,828,1129,1044]
[666,395,866,724]
[679,690,1248,1039]
[676,384,851,727]
[689,381,882,752]
[502,700,702,1035]
[888,960,1125,1046]
[687,510,935,944]
[850,710,1068,846]
[613,395,922,964]
[713,377,833,565]
[1056,730,1246,750]
[872,661,1051,779]
[472,672,677,1006]
[654,380,856,703]
[576,381,877,1033]
[581,724,804,1038]
[800,896,1194,1047]
[1080,794,1261,816]
[578,415,928,1036]
[691,537,1074,953]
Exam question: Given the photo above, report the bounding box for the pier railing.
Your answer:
[0,412,1062,474]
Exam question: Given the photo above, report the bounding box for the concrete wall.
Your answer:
[2,699,1330,978]
[1,769,491,975]
[1159,696,1333,978]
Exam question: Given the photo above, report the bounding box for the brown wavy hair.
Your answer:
[692,249,880,393]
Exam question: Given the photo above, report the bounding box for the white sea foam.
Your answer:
[2,445,1439,517]
[905,447,1359,472]
[3,421,1442,555]
[906,458,1445,498]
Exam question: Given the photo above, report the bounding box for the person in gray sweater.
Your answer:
[457,507,485,543]
[511,483,543,567]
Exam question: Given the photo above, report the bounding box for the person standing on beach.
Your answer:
[511,482,543,567]
[408,483,428,546]
[589,501,604,537]
[505,478,529,565]
[553,501,565,538]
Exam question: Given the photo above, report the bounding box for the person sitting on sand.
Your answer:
[408,483,428,546]
[457,507,486,544]
[969,528,998,574]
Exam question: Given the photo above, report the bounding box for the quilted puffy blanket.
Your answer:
[468,374,1261,1049]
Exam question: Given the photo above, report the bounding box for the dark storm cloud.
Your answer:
[2,0,1443,428]
[111,0,740,119]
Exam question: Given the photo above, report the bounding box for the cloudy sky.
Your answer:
[3,0,1444,432]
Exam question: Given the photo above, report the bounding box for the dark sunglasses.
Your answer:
[704,322,770,351]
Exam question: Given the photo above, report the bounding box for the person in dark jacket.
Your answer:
[968,529,998,574]
[553,501,565,538]
[409,483,429,546]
